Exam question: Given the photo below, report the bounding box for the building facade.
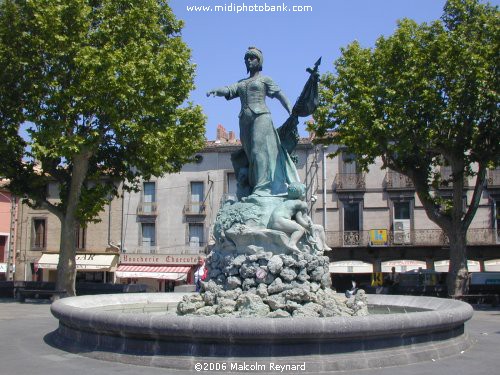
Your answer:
[15,180,122,284]
[118,138,317,291]
[312,143,500,279]
[0,182,17,281]
[11,136,500,290]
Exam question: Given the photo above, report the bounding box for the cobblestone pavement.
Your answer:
[0,298,499,375]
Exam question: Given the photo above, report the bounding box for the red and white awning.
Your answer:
[115,265,191,280]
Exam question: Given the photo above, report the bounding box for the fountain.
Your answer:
[49,293,472,372]
[49,49,473,372]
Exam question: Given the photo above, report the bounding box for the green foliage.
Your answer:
[313,0,498,229]
[0,0,206,222]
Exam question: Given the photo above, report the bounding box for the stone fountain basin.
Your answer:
[49,293,473,372]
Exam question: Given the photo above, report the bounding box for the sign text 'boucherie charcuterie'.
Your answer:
[120,254,199,265]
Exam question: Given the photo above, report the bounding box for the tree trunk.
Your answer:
[55,150,92,297]
[446,227,468,297]
[56,213,78,296]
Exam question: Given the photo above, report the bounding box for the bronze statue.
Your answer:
[207,47,300,198]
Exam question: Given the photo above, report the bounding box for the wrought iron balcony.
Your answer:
[220,193,238,205]
[124,245,160,254]
[385,171,414,190]
[136,201,158,216]
[438,168,469,189]
[487,168,500,188]
[335,173,366,191]
[325,228,499,248]
[183,203,206,215]
[122,246,206,255]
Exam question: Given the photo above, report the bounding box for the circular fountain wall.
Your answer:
[49,293,473,372]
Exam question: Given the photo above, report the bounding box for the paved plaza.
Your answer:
[0,298,499,375]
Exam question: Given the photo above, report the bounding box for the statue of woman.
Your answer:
[207,47,300,197]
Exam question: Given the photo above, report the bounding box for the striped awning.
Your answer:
[115,265,191,280]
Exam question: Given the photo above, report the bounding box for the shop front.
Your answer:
[0,262,6,281]
[434,260,481,273]
[36,253,119,283]
[117,253,199,292]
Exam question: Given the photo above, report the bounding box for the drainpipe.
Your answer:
[322,146,327,229]
[106,185,122,284]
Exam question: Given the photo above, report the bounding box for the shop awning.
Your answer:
[381,260,427,273]
[329,261,373,274]
[484,259,500,272]
[434,260,481,272]
[115,265,191,281]
[37,253,118,271]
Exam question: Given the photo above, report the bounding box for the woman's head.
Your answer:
[245,46,263,73]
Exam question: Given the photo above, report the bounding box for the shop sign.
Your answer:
[120,253,199,265]
[371,272,384,286]
[369,229,388,246]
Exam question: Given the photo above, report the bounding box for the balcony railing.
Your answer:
[136,202,158,216]
[183,203,206,215]
[335,173,366,191]
[187,241,208,250]
[124,245,160,254]
[438,169,469,189]
[386,172,414,190]
[325,228,499,248]
[123,246,205,255]
[220,193,238,205]
[487,168,500,188]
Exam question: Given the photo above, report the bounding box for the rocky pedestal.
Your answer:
[177,197,368,318]
[178,249,368,318]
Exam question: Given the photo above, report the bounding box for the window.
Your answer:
[189,181,205,214]
[394,202,411,220]
[32,219,47,250]
[143,182,156,203]
[140,223,156,249]
[495,200,500,243]
[140,181,156,214]
[188,223,204,247]
[227,172,237,197]
[343,202,360,232]
[190,181,204,203]
[392,201,412,245]
[75,226,86,250]
[342,152,357,174]
[0,236,6,262]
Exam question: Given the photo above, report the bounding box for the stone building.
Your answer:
[120,133,500,291]
[311,143,500,285]
[11,134,500,291]
[118,137,318,292]
[0,181,17,281]
[14,180,122,284]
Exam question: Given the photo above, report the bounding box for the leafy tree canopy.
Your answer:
[0,0,206,222]
[311,0,498,296]
[313,0,498,231]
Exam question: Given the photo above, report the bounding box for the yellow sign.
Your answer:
[371,272,384,287]
[369,229,388,246]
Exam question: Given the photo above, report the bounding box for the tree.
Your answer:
[0,0,205,296]
[312,0,499,296]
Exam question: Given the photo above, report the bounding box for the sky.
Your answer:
[168,0,499,141]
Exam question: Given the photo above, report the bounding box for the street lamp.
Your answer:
[0,190,16,281]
